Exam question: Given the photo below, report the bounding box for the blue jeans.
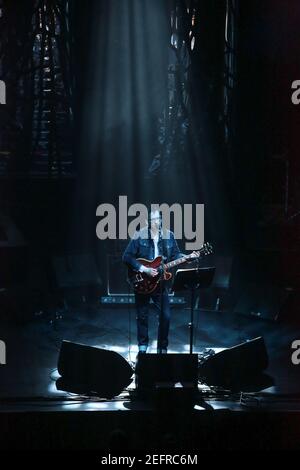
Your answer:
[135,289,171,350]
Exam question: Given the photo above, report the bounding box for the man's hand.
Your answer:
[139,264,158,277]
[145,267,158,277]
[184,251,200,263]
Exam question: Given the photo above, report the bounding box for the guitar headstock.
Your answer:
[201,242,213,256]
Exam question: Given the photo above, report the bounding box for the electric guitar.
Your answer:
[127,242,213,294]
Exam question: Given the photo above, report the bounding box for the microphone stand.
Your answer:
[158,224,165,354]
[191,255,201,352]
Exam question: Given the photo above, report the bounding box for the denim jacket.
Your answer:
[122,227,183,272]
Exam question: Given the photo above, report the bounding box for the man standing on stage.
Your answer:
[123,209,199,354]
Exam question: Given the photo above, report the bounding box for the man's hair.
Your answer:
[149,209,161,218]
[148,208,162,224]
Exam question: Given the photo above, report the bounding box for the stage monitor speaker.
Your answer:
[198,336,268,387]
[135,353,198,391]
[57,341,133,398]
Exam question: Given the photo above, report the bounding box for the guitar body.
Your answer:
[128,256,172,295]
[127,243,213,295]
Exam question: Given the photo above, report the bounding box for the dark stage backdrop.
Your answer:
[1,0,300,298]
[70,0,236,282]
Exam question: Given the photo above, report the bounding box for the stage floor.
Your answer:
[1,305,300,450]
[1,305,299,402]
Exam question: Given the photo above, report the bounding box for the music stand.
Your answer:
[172,267,215,354]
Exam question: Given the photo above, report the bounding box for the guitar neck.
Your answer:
[163,244,211,270]
[165,254,194,270]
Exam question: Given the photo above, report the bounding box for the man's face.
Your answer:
[149,210,161,232]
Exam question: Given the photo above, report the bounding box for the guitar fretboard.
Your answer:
[165,256,192,270]
[165,247,207,269]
